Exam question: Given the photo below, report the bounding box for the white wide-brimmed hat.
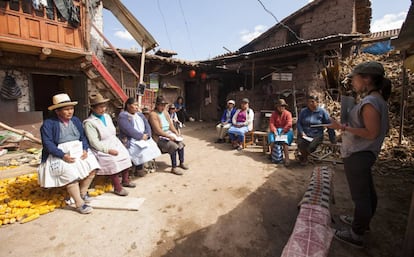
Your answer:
[48,93,78,111]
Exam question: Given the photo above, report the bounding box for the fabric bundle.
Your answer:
[1,73,22,100]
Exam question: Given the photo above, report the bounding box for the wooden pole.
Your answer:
[91,23,140,81]
[399,53,407,145]
[0,122,41,144]
[138,44,146,108]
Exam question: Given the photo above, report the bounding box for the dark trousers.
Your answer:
[343,151,377,235]
[170,148,184,168]
[177,110,187,123]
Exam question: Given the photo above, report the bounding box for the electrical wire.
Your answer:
[257,0,305,42]
[157,0,173,50]
[178,0,197,60]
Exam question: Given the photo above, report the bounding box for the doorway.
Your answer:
[31,74,87,120]
[184,81,200,120]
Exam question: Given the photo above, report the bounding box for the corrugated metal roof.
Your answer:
[102,0,158,51]
[206,34,360,63]
[102,48,200,67]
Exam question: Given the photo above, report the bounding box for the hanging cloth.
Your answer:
[1,73,22,100]
[53,0,80,28]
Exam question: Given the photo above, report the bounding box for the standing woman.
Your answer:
[38,93,99,214]
[328,61,391,248]
[83,93,133,197]
[118,97,162,177]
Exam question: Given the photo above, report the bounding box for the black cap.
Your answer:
[348,61,385,78]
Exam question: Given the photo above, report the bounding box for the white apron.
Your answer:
[37,140,100,188]
[129,113,162,166]
[84,114,132,175]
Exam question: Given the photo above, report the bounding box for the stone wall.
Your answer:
[0,70,30,112]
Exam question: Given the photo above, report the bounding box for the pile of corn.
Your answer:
[0,173,113,227]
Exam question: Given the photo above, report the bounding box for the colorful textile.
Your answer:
[281,204,333,257]
[298,166,334,209]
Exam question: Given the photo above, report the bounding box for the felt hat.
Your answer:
[87,93,110,107]
[141,107,150,114]
[48,93,78,111]
[275,99,288,107]
[155,96,168,105]
[241,98,249,103]
[348,61,385,78]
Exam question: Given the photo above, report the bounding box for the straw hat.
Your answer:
[87,93,110,107]
[48,93,78,111]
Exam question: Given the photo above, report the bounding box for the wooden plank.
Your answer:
[88,194,146,211]
[0,165,37,179]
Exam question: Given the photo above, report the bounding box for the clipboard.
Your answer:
[310,124,332,128]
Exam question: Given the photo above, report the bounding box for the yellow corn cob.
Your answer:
[20,213,40,224]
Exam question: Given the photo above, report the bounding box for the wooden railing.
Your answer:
[0,0,85,53]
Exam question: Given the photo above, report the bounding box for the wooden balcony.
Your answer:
[0,0,87,60]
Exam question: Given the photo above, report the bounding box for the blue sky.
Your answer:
[103,0,411,61]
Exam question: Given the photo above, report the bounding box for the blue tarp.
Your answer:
[362,40,394,55]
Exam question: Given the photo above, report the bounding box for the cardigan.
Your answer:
[40,116,89,163]
[118,111,152,148]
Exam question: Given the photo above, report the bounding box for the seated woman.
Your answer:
[83,93,133,197]
[228,98,254,151]
[268,99,294,166]
[168,104,182,133]
[296,95,336,165]
[215,99,236,143]
[118,98,162,177]
[38,93,99,214]
[149,96,189,175]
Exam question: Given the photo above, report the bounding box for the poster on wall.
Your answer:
[149,73,159,90]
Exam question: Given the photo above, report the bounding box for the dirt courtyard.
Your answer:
[0,122,412,257]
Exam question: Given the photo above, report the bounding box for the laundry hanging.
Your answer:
[53,0,80,27]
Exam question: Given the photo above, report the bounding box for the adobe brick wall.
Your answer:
[249,0,364,51]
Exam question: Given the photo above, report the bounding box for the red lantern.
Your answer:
[189,70,196,78]
[200,72,207,80]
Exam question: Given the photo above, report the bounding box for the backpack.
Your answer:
[271,143,284,164]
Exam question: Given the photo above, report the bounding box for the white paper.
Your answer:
[135,140,149,148]
[302,135,314,142]
[67,141,83,159]
[166,131,183,142]
[275,134,288,143]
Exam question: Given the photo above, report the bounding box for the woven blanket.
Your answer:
[281,204,333,257]
[298,166,334,209]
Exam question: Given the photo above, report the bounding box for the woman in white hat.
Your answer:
[215,99,236,143]
[83,93,133,197]
[38,93,100,214]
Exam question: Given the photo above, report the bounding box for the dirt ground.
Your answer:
[0,121,412,257]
